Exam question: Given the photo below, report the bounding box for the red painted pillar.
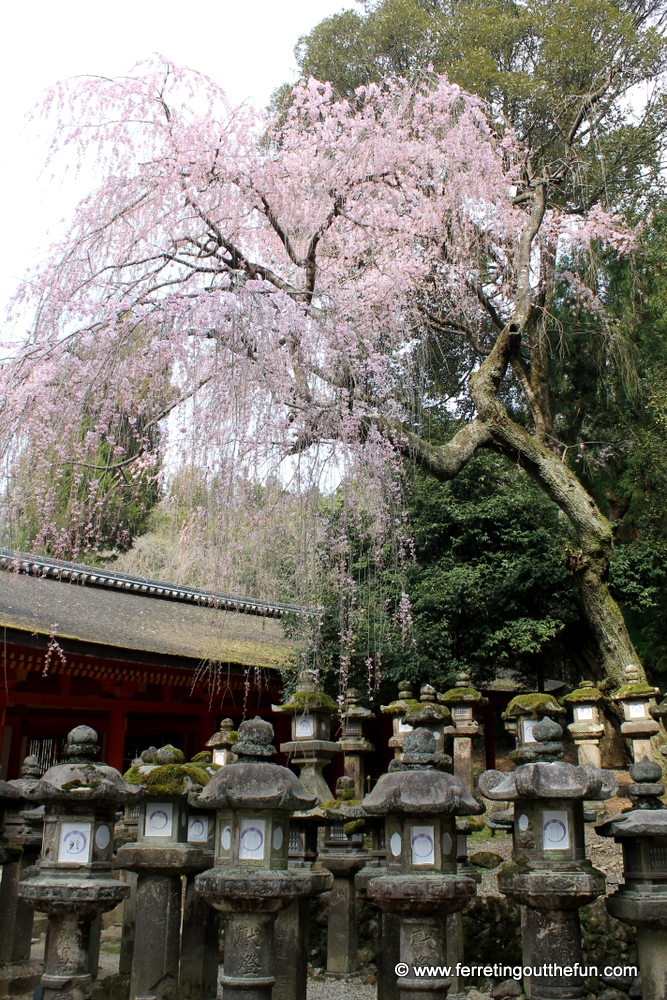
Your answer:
[106,703,127,772]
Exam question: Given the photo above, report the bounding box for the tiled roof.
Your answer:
[0,549,301,668]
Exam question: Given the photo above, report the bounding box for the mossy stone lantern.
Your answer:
[115,744,213,1000]
[0,778,22,864]
[441,672,488,790]
[404,685,452,761]
[338,688,375,798]
[502,692,566,763]
[610,664,660,763]
[597,758,667,1000]
[192,718,333,1000]
[382,680,420,759]
[273,669,339,802]
[17,726,141,1000]
[206,718,238,767]
[562,681,606,769]
[364,728,484,1000]
[479,718,618,1000]
[0,756,44,997]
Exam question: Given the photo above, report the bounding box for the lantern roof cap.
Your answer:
[362,732,482,816]
[440,672,488,706]
[191,753,316,812]
[124,743,209,795]
[502,693,565,720]
[387,728,451,771]
[381,680,421,716]
[651,697,667,720]
[272,670,338,715]
[610,665,660,701]
[404,700,451,725]
[479,758,618,802]
[24,727,142,804]
[8,755,43,796]
[344,689,373,719]
[596,760,667,838]
[205,719,238,749]
[562,681,605,705]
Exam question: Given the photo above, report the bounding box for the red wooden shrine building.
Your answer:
[0,549,300,779]
[0,549,517,783]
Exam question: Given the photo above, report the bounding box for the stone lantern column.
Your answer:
[610,664,660,763]
[479,718,618,1000]
[206,719,238,767]
[338,689,375,799]
[17,725,141,1000]
[596,758,667,1000]
[273,670,340,802]
[0,756,45,997]
[363,728,484,1000]
[115,744,215,1000]
[381,681,420,760]
[193,717,333,1000]
[319,776,370,976]
[440,672,487,791]
[562,681,606,769]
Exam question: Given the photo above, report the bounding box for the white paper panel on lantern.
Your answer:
[58,822,92,863]
[397,718,412,733]
[628,702,646,719]
[144,801,174,838]
[188,815,209,843]
[523,720,537,743]
[576,706,594,721]
[295,715,314,738]
[411,825,436,865]
[213,748,227,765]
[239,818,266,860]
[542,810,570,851]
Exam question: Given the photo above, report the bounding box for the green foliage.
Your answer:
[307,449,578,696]
[291,0,667,208]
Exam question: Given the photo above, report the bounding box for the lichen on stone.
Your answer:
[343,819,366,837]
[380,698,421,715]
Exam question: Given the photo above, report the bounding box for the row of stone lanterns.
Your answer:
[8,665,667,1000]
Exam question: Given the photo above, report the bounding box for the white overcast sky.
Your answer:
[0,0,349,327]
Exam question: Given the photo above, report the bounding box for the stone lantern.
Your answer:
[273,669,339,802]
[115,744,214,1000]
[17,725,141,1000]
[205,718,238,767]
[440,672,487,790]
[610,664,660,763]
[479,717,618,1000]
[319,776,370,976]
[381,680,420,759]
[193,717,332,1000]
[0,756,44,997]
[338,688,375,799]
[363,728,484,1000]
[596,757,667,1000]
[562,680,606,769]
[502,692,566,761]
[404,685,452,760]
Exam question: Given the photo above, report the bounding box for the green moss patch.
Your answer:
[124,762,209,794]
[503,693,565,719]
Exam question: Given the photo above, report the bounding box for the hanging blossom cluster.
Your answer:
[0,59,634,688]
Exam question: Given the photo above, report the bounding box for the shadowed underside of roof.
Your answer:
[0,570,295,669]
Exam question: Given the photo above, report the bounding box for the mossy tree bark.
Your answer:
[394,183,643,689]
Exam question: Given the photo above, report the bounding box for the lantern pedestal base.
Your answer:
[17,878,128,1000]
[273,898,309,1000]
